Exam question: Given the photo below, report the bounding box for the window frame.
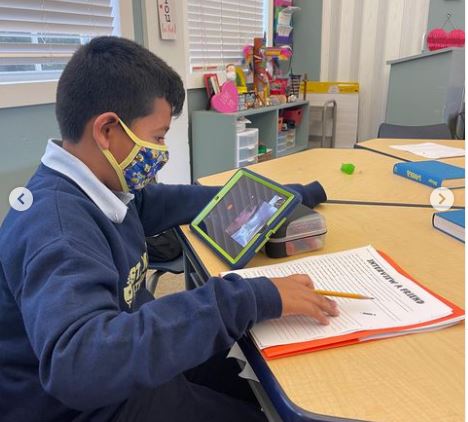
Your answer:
[183,0,273,90]
[0,0,134,109]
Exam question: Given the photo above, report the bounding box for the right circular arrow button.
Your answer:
[430,187,455,212]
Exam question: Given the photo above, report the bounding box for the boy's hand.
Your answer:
[270,274,339,324]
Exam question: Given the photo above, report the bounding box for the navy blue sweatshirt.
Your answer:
[0,159,325,421]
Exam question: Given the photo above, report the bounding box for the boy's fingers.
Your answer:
[292,274,314,288]
[302,304,330,325]
[326,298,339,315]
[310,293,340,316]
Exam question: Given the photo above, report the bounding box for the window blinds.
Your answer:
[187,0,265,73]
[0,0,114,70]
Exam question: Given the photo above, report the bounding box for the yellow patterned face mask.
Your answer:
[101,119,169,193]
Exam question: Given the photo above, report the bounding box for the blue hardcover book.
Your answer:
[393,160,464,188]
[432,209,465,242]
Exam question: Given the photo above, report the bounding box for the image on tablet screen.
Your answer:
[198,174,287,258]
[226,195,283,247]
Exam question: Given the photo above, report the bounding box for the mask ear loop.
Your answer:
[101,148,131,192]
[119,119,169,152]
[98,118,140,192]
[118,143,142,170]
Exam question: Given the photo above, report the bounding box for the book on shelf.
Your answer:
[222,245,464,359]
[393,160,464,188]
[433,209,465,243]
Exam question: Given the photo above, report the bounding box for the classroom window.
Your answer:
[0,0,118,83]
[187,0,268,74]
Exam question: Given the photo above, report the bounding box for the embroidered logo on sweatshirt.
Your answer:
[123,251,148,307]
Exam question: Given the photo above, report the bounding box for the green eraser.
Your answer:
[341,163,355,174]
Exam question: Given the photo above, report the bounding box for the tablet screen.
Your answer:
[196,174,288,258]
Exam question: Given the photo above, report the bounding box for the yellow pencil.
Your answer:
[314,289,374,300]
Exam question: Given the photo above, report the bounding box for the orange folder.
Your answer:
[259,251,465,360]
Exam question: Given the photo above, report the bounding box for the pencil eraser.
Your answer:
[340,163,355,175]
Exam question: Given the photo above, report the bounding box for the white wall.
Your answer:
[142,0,191,184]
[321,0,430,141]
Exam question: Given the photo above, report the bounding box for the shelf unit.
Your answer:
[191,100,309,181]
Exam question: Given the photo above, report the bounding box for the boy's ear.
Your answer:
[92,112,120,149]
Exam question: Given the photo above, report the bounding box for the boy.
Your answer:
[0,37,338,421]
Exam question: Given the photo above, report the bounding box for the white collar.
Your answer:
[41,139,134,223]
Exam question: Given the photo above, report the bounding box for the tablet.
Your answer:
[190,168,302,269]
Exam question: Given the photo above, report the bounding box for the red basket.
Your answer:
[282,108,304,126]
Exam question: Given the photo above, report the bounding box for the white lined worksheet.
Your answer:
[390,142,465,159]
[222,246,454,348]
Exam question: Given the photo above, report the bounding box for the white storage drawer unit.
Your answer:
[236,128,258,167]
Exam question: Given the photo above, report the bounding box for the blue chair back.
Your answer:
[377,123,452,139]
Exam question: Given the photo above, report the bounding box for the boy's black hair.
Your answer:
[56,36,185,142]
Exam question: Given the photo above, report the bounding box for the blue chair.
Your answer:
[377,123,452,139]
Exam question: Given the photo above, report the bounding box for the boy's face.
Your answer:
[85,97,173,192]
[110,97,172,164]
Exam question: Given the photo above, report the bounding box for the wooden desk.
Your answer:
[179,203,464,421]
[197,148,464,208]
[356,138,465,167]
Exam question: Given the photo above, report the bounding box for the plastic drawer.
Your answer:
[236,128,258,149]
[286,128,296,148]
[238,145,257,161]
[277,145,287,155]
[237,156,257,167]
[277,131,288,148]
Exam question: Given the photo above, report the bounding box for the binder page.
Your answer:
[390,142,465,159]
[222,246,453,348]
